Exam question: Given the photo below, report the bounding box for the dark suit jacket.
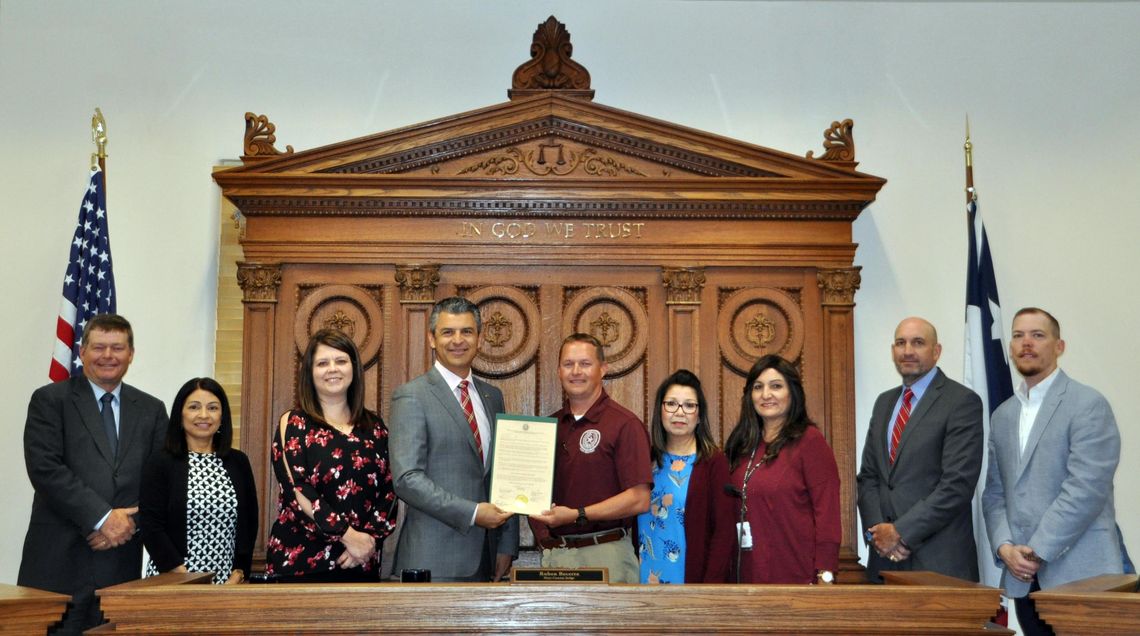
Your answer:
[18,376,167,595]
[389,367,519,580]
[139,448,259,578]
[857,368,984,582]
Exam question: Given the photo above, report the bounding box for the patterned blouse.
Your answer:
[144,452,237,584]
[637,452,695,584]
[266,409,397,579]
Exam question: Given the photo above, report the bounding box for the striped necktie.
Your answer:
[889,387,913,464]
[458,380,484,463]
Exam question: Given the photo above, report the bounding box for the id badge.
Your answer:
[736,521,753,550]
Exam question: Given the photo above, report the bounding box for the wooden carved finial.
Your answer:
[242,112,294,163]
[806,118,857,169]
[509,16,594,101]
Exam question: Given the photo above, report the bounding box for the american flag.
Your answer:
[49,168,116,381]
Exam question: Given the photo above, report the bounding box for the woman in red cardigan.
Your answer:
[725,355,841,584]
[636,369,735,583]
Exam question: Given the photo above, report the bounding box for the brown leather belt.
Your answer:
[539,528,627,550]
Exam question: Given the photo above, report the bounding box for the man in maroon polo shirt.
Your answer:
[529,333,651,583]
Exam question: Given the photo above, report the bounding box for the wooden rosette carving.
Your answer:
[561,287,648,377]
[509,16,594,101]
[463,286,541,378]
[717,288,805,375]
[292,284,384,366]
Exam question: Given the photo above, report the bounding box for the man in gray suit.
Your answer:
[857,317,985,582]
[18,314,167,635]
[390,296,519,581]
[983,307,1121,636]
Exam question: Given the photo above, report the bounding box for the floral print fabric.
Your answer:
[266,409,396,579]
[637,452,695,583]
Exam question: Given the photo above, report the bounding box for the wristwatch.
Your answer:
[575,507,588,526]
[816,570,835,584]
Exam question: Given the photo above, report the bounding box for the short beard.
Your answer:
[1014,359,1042,378]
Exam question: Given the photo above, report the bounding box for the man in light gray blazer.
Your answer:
[390,297,518,581]
[858,317,984,582]
[983,307,1121,636]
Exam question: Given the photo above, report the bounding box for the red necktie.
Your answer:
[889,388,913,464]
[458,380,484,463]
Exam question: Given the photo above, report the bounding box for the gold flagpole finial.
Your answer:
[91,108,107,171]
[964,114,973,167]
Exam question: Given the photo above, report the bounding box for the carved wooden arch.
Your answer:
[561,286,649,377]
[217,16,885,578]
[716,287,807,373]
[292,284,385,364]
[465,285,541,378]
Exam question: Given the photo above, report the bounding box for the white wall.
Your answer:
[2,1,1137,585]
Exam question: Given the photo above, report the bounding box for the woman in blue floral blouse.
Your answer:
[636,369,735,583]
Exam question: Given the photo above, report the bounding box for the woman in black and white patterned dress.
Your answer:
[140,378,258,584]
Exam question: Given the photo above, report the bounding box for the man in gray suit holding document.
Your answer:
[983,307,1122,636]
[390,296,519,581]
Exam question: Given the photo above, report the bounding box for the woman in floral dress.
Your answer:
[266,329,397,582]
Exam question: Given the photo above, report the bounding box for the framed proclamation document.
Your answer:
[489,414,557,516]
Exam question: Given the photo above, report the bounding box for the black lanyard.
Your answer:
[739,445,766,516]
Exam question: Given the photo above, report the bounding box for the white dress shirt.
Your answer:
[433,360,491,464]
[1014,367,1060,456]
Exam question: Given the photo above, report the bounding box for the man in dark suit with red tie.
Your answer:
[18,314,167,634]
[857,317,985,582]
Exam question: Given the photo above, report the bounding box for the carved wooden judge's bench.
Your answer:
[213,16,886,580]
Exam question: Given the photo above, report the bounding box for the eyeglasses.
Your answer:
[662,399,699,414]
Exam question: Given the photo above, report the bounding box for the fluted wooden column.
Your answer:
[394,265,440,382]
[662,267,706,375]
[236,261,282,561]
[817,266,862,582]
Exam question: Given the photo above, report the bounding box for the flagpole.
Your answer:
[91,108,107,177]
[964,115,975,203]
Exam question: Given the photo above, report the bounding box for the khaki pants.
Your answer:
[540,534,640,583]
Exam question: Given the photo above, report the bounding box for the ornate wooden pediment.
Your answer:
[224,96,875,180]
[217,95,883,223]
[251,98,812,180]
[218,15,882,227]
